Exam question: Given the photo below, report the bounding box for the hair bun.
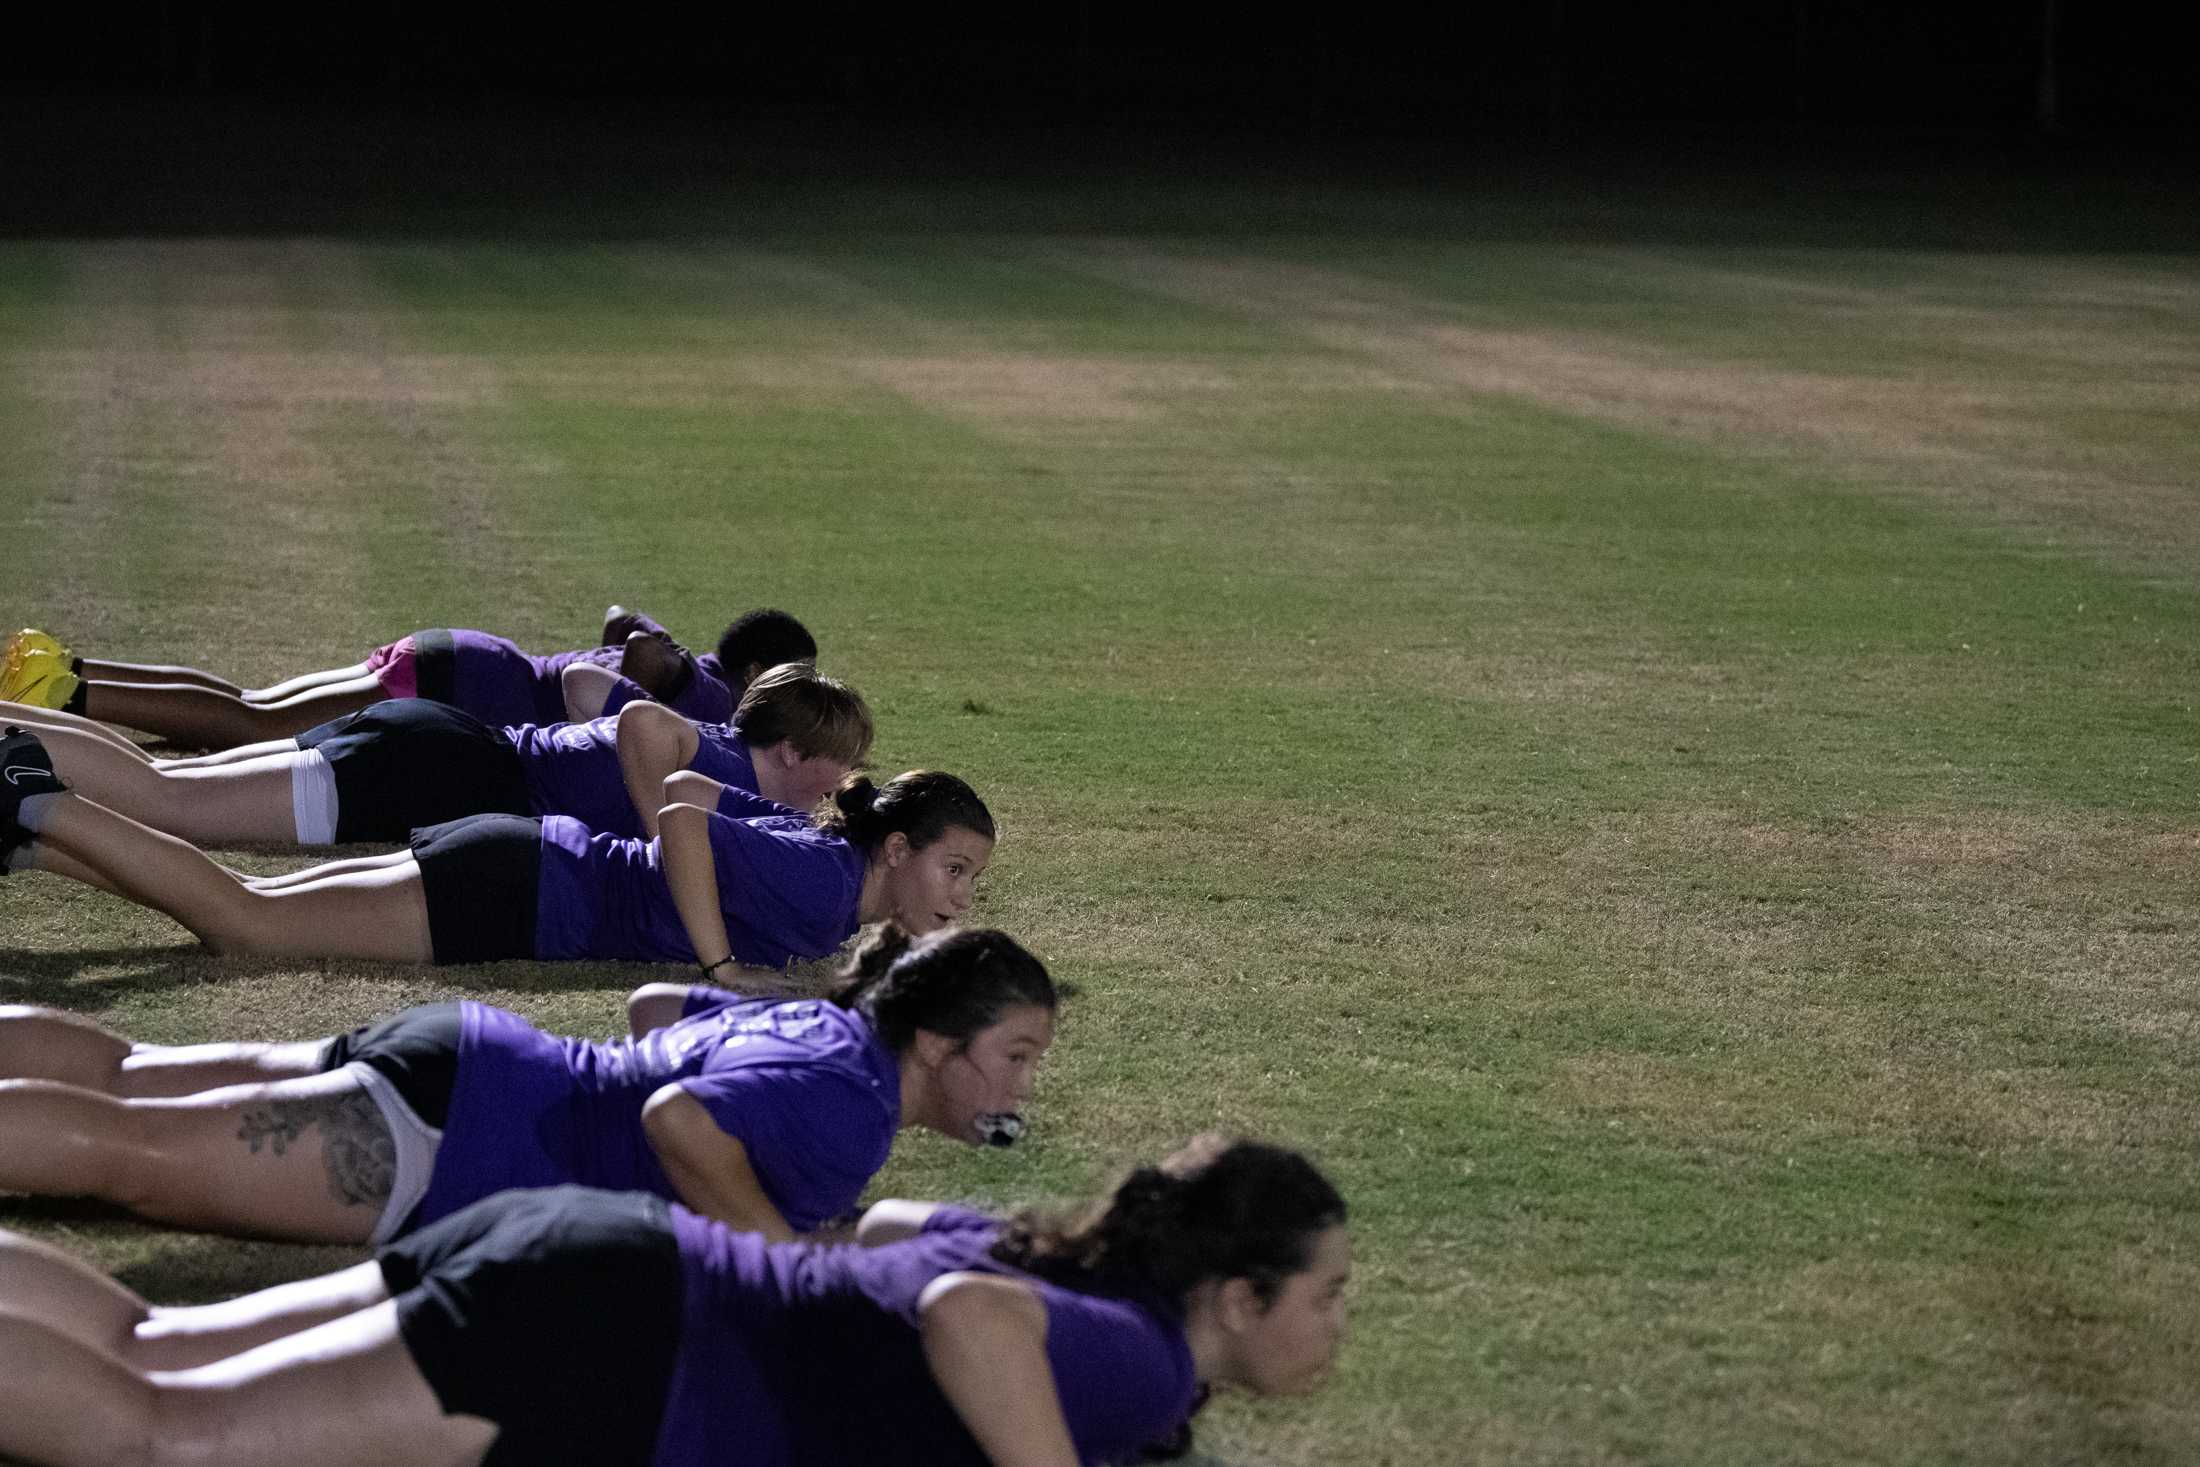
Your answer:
[833,775,879,816]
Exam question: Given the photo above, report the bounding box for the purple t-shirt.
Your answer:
[439,630,616,729]
[600,652,737,725]
[656,1207,1200,1467]
[443,620,734,729]
[532,803,863,966]
[506,717,760,838]
[410,997,899,1235]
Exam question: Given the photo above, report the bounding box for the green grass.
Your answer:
[1,174,2197,1465]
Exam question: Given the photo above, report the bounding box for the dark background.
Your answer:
[2,2,2193,237]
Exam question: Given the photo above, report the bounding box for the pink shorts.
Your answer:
[365,637,420,700]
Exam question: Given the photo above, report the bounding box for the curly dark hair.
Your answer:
[990,1135,1345,1460]
[992,1134,1345,1308]
[715,609,816,688]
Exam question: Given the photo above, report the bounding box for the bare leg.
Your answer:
[18,836,125,894]
[0,702,157,760]
[76,657,244,696]
[0,1069,394,1242]
[0,1229,392,1373]
[81,676,386,750]
[133,1261,393,1370]
[244,660,376,703]
[0,1301,496,1467]
[32,722,298,845]
[0,1228,151,1356]
[0,1007,327,1097]
[156,737,305,771]
[25,794,434,961]
[249,851,415,890]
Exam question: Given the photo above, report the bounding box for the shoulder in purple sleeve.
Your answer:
[595,674,653,718]
[713,783,802,821]
[690,728,758,792]
[664,662,735,723]
[682,984,748,1018]
[919,1205,1001,1237]
[1037,1286,1201,1466]
[675,1002,900,1231]
[701,813,865,965]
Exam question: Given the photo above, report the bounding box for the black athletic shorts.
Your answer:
[319,1002,462,1128]
[295,700,533,844]
[411,628,459,705]
[409,814,543,966]
[381,1186,683,1467]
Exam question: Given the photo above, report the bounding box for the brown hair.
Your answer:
[815,769,993,853]
[732,662,873,768]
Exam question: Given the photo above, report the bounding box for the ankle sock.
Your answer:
[13,792,61,831]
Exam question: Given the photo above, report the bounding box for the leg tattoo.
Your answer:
[235,1091,396,1210]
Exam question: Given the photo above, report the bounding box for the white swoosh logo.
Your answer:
[3,766,50,786]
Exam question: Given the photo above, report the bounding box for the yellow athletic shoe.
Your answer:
[3,628,71,663]
[0,639,80,710]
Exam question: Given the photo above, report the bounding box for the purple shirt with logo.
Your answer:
[410,996,899,1235]
[507,717,759,838]
[531,795,863,967]
[655,1205,1200,1467]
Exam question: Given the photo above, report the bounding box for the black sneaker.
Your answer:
[0,726,67,844]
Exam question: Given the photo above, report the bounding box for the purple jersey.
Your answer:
[532,802,863,966]
[412,998,899,1234]
[657,1207,1199,1467]
[441,630,620,728]
[443,614,732,729]
[601,656,737,725]
[506,717,761,838]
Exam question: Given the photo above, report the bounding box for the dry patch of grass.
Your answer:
[1063,247,2200,581]
[840,351,1234,423]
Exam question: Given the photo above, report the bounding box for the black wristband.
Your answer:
[700,955,738,977]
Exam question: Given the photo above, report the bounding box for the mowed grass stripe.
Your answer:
[1052,241,2200,584]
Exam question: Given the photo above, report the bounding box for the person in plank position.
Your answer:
[0,1134,1350,1467]
[0,605,812,747]
[3,727,993,971]
[0,662,868,847]
[0,924,1054,1244]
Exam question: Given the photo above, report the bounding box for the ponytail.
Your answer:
[816,769,993,853]
[829,924,1054,1053]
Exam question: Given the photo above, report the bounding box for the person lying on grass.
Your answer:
[0,604,812,748]
[0,662,867,848]
[0,735,992,970]
[0,924,1053,1246]
[0,1134,1349,1467]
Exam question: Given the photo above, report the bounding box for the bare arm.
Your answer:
[640,1085,797,1241]
[626,983,694,1038]
[560,661,620,723]
[619,630,689,698]
[920,1275,1080,1467]
[657,796,734,972]
[856,1199,942,1248]
[617,700,703,839]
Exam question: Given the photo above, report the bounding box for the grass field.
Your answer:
[2,155,2197,1464]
